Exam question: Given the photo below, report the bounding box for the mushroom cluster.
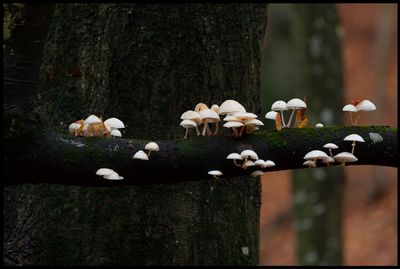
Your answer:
[180,99,262,139]
[342,99,376,126]
[226,149,276,177]
[265,98,307,130]
[133,141,159,161]
[69,115,125,137]
[302,132,365,168]
[96,168,124,180]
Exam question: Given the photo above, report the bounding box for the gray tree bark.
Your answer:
[3,3,268,265]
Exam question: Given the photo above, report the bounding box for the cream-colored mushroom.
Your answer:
[145,142,159,157]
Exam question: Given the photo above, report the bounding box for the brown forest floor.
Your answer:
[259,4,397,266]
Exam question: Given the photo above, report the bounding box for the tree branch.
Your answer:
[4,126,397,187]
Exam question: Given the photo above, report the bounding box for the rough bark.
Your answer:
[4,3,267,265]
[3,126,398,187]
[291,4,345,265]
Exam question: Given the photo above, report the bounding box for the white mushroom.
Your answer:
[243,119,264,135]
[254,159,267,168]
[104,117,125,130]
[133,150,149,160]
[315,123,324,128]
[303,150,329,163]
[83,114,103,125]
[265,111,278,120]
[69,120,84,136]
[343,134,365,154]
[342,104,358,125]
[180,110,202,136]
[354,99,376,125]
[110,129,122,137]
[180,119,198,139]
[219,99,246,115]
[240,149,258,161]
[271,100,288,127]
[251,170,265,177]
[96,168,115,176]
[242,160,255,169]
[322,156,335,167]
[226,153,243,167]
[208,170,223,179]
[333,152,358,166]
[286,98,307,128]
[303,160,316,168]
[103,171,124,180]
[264,160,276,168]
[323,143,339,156]
[194,103,209,113]
[145,142,159,157]
[223,121,244,137]
[199,109,220,136]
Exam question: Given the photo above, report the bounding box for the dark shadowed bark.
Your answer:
[4,3,267,265]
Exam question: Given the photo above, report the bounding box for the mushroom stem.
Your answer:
[341,162,346,166]
[214,122,219,135]
[202,119,209,136]
[195,125,200,136]
[239,126,245,137]
[280,110,286,127]
[206,124,212,136]
[233,127,238,137]
[184,128,189,139]
[213,175,219,180]
[354,111,363,125]
[351,141,356,154]
[233,159,241,167]
[147,150,152,157]
[286,109,296,128]
[349,111,354,126]
[329,149,333,157]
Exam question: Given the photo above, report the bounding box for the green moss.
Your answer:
[176,138,206,158]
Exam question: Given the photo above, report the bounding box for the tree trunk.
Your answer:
[290,4,345,265]
[3,3,268,265]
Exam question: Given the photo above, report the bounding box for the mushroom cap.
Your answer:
[194,103,209,113]
[210,104,221,114]
[244,119,264,126]
[199,109,220,123]
[303,160,316,168]
[96,168,115,176]
[287,98,307,109]
[333,152,358,163]
[243,160,255,167]
[84,114,102,125]
[265,111,278,120]
[103,171,124,180]
[342,104,358,112]
[223,115,242,122]
[223,121,244,128]
[323,143,338,149]
[315,123,324,128]
[180,119,198,128]
[344,134,365,142]
[208,170,223,176]
[226,153,242,160]
[254,159,267,168]
[232,112,258,121]
[303,150,329,160]
[104,117,125,129]
[240,149,258,160]
[322,156,335,164]
[271,100,288,111]
[133,150,149,160]
[110,129,122,137]
[356,99,376,111]
[145,142,159,152]
[180,110,202,125]
[219,99,246,115]
[69,122,82,135]
[251,170,265,177]
[265,160,276,167]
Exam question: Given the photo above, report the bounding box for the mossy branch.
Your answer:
[4,126,397,187]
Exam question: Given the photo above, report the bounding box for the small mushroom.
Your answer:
[69,119,84,136]
[354,99,376,125]
[219,99,246,115]
[333,152,358,166]
[145,142,159,157]
[265,111,278,120]
[243,119,264,135]
[110,129,122,137]
[323,143,338,157]
[199,109,220,136]
[240,149,259,161]
[133,150,149,160]
[180,119,198,139]
[342,104,358,125]
[315,123,324,128]
[180,110,202,136]
[96,168,115,176]
[303,160,316,168]
[83,114,103,125]
[208,170,223,179]
[343,134,365,154]
[303,150,329,164]
[322,156,335,167]
[210,104,221,134]
[223,121,244,137]
[194,103,209,113]
[254,159,267,168]
[103,172,124,180]
[226,153,243,167]
[242,160,255,169]
[286,98,307,128]
[264,160,276,168]
[251,170,265,177]
[104,117,125,130]
[271,100,288,127]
